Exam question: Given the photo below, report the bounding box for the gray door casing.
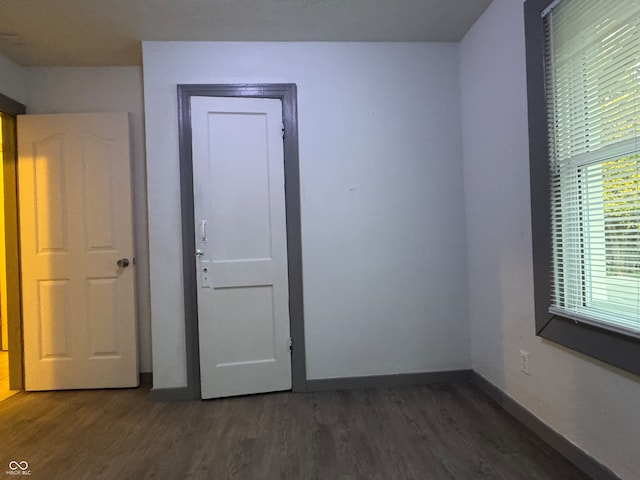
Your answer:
[175,84,307,400]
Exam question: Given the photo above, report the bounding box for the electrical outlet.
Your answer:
[520,350,531,375]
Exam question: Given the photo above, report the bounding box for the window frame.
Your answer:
[525,0,640,376]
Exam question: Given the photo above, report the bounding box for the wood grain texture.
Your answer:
[0,383,590,480]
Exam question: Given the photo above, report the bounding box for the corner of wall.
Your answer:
[458,1,640,478]
[0,55,27,105]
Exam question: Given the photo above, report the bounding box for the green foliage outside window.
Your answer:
[603,155,640,276]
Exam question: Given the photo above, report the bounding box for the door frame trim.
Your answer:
[0,92,26,390]
[177,84,307,399]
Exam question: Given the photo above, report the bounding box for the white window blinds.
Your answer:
[545,0,640,337]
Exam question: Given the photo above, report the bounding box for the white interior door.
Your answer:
[191,96,291,399]
[18,112,138,391]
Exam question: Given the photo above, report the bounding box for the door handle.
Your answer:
[200,220,208,242]
[116,258,130,268]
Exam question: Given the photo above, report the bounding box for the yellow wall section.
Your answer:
[0,115,7,351]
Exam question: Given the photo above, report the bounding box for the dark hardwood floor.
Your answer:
[0,382,590,480]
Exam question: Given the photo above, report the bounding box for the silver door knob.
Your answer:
[116,258,130,268]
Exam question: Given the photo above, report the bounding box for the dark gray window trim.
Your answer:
[525,0,640,376]
[176,84,307,399]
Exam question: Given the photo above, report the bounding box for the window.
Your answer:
[525,0,640,375]
[547,0,640,336]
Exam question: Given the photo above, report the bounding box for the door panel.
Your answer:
[18,113,138,391]
[33,134,67,251]
[38,280,71,358]
[207,112,273,262]
[191,97,291,399]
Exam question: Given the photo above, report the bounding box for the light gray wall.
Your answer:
[0,55,27,105]
[142,41,470,388]
[460,1,640,478]
[25,67,152,373]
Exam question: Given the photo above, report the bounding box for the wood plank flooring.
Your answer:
[0,382,590,480]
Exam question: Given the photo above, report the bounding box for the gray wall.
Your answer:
[142,41,470,387]
[0,55,27,105]
[460,1,640,478]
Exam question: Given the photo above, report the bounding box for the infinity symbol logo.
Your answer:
[8,461,29,471]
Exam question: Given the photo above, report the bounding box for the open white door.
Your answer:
[191,96,292,399]
[18,113,138,391]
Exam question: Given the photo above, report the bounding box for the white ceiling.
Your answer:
[0,0,493,66]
